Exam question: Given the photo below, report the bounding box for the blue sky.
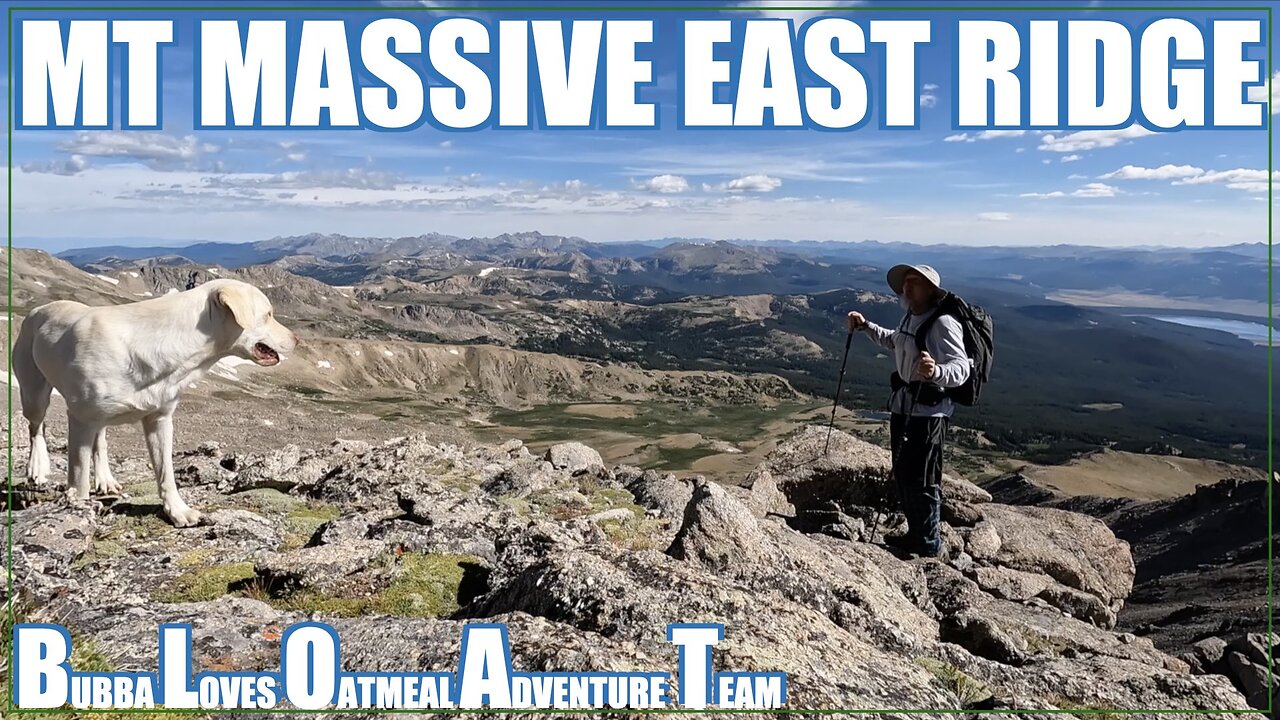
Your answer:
[4,1,1275,248]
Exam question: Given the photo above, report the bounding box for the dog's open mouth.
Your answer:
[251,342,280,366]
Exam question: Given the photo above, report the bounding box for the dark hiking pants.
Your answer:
[889,413,947,556]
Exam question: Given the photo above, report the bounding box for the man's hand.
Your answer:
[847,311,867,332]
[915,351,937,380]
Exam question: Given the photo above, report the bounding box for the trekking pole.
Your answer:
[825,330,855,454]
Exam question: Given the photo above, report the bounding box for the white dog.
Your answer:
[12,279,298,527]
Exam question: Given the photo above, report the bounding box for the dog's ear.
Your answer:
[215,286,254,329]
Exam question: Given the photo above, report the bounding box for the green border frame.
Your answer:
[2,0,1272,715]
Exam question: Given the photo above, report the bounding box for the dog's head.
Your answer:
[210,280,298,366]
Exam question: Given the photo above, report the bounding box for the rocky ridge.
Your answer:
[7,426,1258,717]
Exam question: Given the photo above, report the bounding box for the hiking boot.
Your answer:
[882,533,920,555]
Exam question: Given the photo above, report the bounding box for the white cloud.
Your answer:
[278,141,307,163]
[1073,182,1118,198]
[1100,164,1205,181]
[977,211,1011,221]
[943,130,1026,143]
[1060,154,1081,163]
[1172,168,1280,194]
[1096,164,1275,193]
[1246,71,1278,113]
[1067,173,1088,180]
[1038,126,1155,152]
[21,154,89,176]
[439,140,454,149]
[11,162,1265,247]
[634,174,690,194]
[705,174,783,193]
[1021,182,1118,199]
[919,93,938,109]
[57,131,218,167]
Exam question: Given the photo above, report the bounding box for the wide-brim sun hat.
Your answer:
[887,263,942,295]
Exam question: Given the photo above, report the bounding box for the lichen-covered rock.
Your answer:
[203,509,282,553]
[256,539,387,593]
[622,468,694,521]
[6,428,1259,715]
[11,502,97,574]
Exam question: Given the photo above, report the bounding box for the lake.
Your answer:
[1144,315,1275,344]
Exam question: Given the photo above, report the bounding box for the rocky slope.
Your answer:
[7,427,1257,716]
[984,472,1276,711]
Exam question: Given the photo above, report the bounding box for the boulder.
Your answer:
[942,500,984,527]
[963,524,1002,559]
[203,509,282,553]
[1228,632,1277,668]
[1190,636,1229,669]
[1226,651,1271,699]
[762,427,992,517]
[979,504,1135,609]
[256,539,386,593]
[12,503,97,574]
[543,442,604,474]
[1037,583,1116,629]
[667,477,772,571]
[621,469,693,521]
[942,473,993,504]
[971,566,1052,602]
[228,439,371,494]
[743,467,793,517]
[482,458,562,498]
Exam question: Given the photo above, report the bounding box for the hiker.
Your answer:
[846,264,972,558]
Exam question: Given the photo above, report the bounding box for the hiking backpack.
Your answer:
[913,292,994,406]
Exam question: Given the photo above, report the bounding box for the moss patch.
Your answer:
[227,487,304,514]
[102,512,172,541]
[155,562,257,603]
[177,548,219,568]
[124,480,158,498]
[280,502,342,550]
[598,515,665,551]
[915,657,994,708]
[255,553,485,619]
[497,495,533,517]
[71,538,127,571]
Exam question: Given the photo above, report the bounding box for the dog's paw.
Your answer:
[28,473,50,486]
[164,504,204,528]
[95,478,123,495]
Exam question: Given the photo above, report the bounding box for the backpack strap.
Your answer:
[911,294,953,353]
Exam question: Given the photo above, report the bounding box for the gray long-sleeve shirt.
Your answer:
[860,308,971,417]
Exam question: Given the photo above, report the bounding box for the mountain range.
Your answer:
[47,232,1274,469]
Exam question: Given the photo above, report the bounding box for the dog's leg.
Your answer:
[13,317,52,485]
[65,416,95,502]
[142,412,202,527]
[17,372,53,485]
[92,428,122,495]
